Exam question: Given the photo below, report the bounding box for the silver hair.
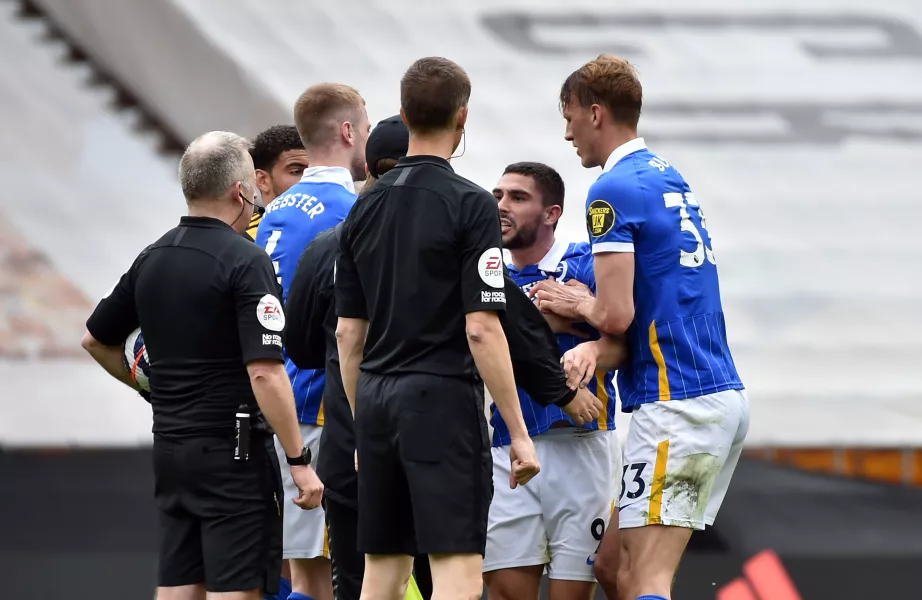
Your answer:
[178,131,253,202]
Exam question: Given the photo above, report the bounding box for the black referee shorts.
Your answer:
[153,434,283,594]
[355,372,493,556]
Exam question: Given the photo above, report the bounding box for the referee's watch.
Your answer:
[286,445,312,467]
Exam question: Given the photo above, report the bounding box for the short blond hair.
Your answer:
[293,83,365,149]
[559,54,643,127]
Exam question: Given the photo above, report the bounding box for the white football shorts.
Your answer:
[618,388,750,531]
[483,428,621,581]
[273,423,329,559]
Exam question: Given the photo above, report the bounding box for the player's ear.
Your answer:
[545,204,563,227]
[341,120,355,146]
[254,169,272,197]
[590,104,604,128]
[456,105,468,131]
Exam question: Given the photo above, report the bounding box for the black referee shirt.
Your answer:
[289,224,576,507]
[336,155,507,379]
[86,216,286,437]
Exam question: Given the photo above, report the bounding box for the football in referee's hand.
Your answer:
[123,328,151,392]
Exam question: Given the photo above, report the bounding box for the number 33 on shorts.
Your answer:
[620,462,647,502]
[616,391,750,531]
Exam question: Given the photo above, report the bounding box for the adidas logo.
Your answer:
[717,550,802,600]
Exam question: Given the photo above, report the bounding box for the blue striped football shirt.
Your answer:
[489,239,618,447]
[586,138,744,411]
[255,166,357,425]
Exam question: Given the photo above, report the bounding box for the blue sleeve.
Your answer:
[586,175,646,255]
[576,250,597,294]
[557,243,596,293]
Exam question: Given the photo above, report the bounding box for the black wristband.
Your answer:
[553,387,577,408]
[286,446,312,466]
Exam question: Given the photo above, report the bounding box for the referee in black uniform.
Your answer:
[285,115,602,600]
[81,131,323,600]
[335,57,542,598]
[285,206,603,600]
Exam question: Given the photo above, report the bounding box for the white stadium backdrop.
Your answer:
[3,0,921,447]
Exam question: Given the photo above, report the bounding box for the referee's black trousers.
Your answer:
[325,497,432,600]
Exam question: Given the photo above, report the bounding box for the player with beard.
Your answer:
[484,162,624,600]
[255,83,371,600]
[246,125,310,241]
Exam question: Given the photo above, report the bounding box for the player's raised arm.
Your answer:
[586,251,635,334]
[532,178,642,336]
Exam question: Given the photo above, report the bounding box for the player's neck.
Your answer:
[406,132,458,161]
[599,127,640,167]
[509,233,556,271]
[303,148,352,173]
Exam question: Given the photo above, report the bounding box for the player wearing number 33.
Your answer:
[533,55,750,600]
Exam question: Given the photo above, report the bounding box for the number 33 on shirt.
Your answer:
[585,137,743,409]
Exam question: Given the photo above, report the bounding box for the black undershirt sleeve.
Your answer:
[285,229,338,370]
[499,275,576,407]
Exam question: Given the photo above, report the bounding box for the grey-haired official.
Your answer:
[82,131,322,600]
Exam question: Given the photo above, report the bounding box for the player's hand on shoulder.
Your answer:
[561,388,603,426]
[508,436,540,489]
[291,465,324,510]
[561,340,602,390]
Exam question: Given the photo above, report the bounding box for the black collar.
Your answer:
[179,216,236,231]
[395,155,454,173]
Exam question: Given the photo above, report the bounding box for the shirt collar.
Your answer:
[602,137,647,173]
[395,155,454,172]
[537,237,571,272]
[299,166,356,193]
[179,215,234,230]
[502,237,570,273]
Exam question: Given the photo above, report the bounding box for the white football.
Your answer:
[123,328,151,392]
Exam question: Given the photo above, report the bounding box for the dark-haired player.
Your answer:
[247,125,309,600]
[245,125,310,241]
[484,162,623,600]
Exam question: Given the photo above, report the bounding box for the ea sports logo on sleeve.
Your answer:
[478,247,505,289]
[256,294,285,332]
